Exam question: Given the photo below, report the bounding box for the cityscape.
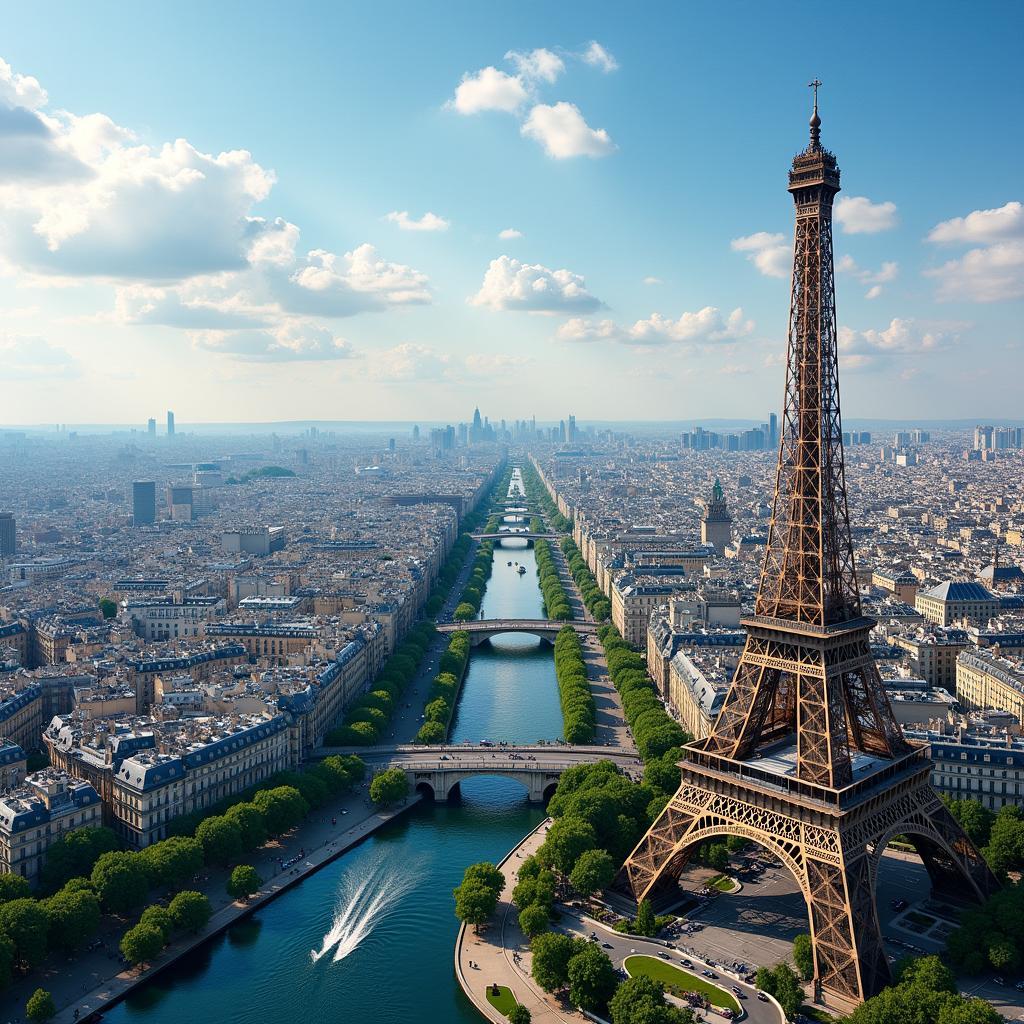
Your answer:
[1,5,1023,1024]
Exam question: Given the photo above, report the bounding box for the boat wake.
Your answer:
[310,854,418,964]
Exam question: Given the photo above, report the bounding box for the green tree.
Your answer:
[228,864,262,901]
[252,785,308,835]
[0,873,31,905]
[567,943,617,1011]
[462,862,504,894]
[140,835,204,887]
[44,887,100,951]
[195,815,244,866]
[120,921,165,966]
[453,602,477,621]
[0,930,14,990]
[415,720,446,744]
[530,931,583,992]
[453,877,498,931]
[635,897,657,937]
[168,890,212,933]
[42,826,119,890]
[518,903,550,938]
[608,974,692,1024]
[91,851,149,913]
[793,932,814,981]
[569,849,615,898]
[139,904,175,942]
[703,843,730,873]
[99,597,118,619]
[757,962,804,1020]
[25,988,56,1023]
[0,899,50,968]
[369,767,409,807]
[224,803,267,851]
[537,816,596,875]
[512,869,556,911]
[508,1005,532,1024]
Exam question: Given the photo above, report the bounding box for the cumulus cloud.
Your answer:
[927,201,1024,244]
[190,322,357,362]
[470,255,601,313]
[642,276,663,286]
[557,307,754,346]
[925,202,1024,302]
[0,330,78,379]
[836,255,899,299]
[498,228,523,240]
[368,342,450,382]
[520,102,615,159]
[731,232,790,278]
[385,210,449,232]
[449,66,527,114]
[834,196,898,234]
[581,42,618,73]
[505,48,564,84]
[838,317,960,371]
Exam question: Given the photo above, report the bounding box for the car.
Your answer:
[994,976,1006,986]
[757,993,769,1002]
[681,959,692,967]
[602,943,613,949]
[658,952,671,960]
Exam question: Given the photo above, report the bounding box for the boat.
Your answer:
[517,565,527,575]
[507,561,512,566]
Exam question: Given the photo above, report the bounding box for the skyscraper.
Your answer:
[769,411,778,448]
[0,513,15,557]
[166,410,175,437]
[620,87,995,1008]
[132,481,156,525]
[147,418,156,437]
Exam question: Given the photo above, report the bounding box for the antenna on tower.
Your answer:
[808,78,823,149]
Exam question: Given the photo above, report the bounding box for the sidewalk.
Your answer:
[455,819,588,1024]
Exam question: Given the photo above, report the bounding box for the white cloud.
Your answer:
[505,48,564,84]
[642,276,663,286]
[190,322,357,362]
[498,228,523,240]
[731,232,790,278]
[834,196,898,234]
[719,364,750,376]
[0,330,78,378]
[557,306,754,346]
[368,342,450,382]
[470,255,601,313]
[581,42,618,73]
[0,58,47,109]
[927,201,1024,244]
[520,102,615,159]
[924,241,1024,303]
[837,255,899,299]
[924,202,1024,302]
[838,317,960,370]
[384,210,450,232]
[463,352,530,375]
[449,66,527,115]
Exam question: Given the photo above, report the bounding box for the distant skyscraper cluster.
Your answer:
[974,425,1023,451]
[426,408,587,452]
[681,414,778,452]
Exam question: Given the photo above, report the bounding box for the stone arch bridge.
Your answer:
[313,744,639,803]
[436,618,598,646]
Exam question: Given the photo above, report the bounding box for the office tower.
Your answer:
[412,425,420,441]
[388,437,396,452]
[166,410,175,436]
[769,411,778,448]
[620,89,996,1008]
[699,479,732,554]
[147,418,156,437]
[567,414,577,443]
[132,481,156,526]
[0,513,15,556]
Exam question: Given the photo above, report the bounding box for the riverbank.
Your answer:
[44,789,423,1023]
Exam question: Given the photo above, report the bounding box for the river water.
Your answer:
[106,480,560,1024]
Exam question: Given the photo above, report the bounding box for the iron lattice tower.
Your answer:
[619,86,998,1009]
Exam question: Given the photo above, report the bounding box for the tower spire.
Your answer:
[808,77,823,150]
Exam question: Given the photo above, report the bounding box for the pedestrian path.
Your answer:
[455,820,589,1024]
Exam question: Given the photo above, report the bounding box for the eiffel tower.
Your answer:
[618,84,998,1009]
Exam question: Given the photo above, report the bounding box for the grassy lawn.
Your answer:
[485,985,517,1016]
[624,955,740,1013]
[709,874,737,892]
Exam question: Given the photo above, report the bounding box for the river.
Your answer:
[105,475,560,1024]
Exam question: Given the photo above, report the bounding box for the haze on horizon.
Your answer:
[1,1,1021,425]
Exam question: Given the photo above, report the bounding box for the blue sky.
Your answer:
[1,0,1021,425]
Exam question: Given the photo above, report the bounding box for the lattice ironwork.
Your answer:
[618,87,998,1009]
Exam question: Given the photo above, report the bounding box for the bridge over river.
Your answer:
[436,618,598,644]
[313,743,640,803]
